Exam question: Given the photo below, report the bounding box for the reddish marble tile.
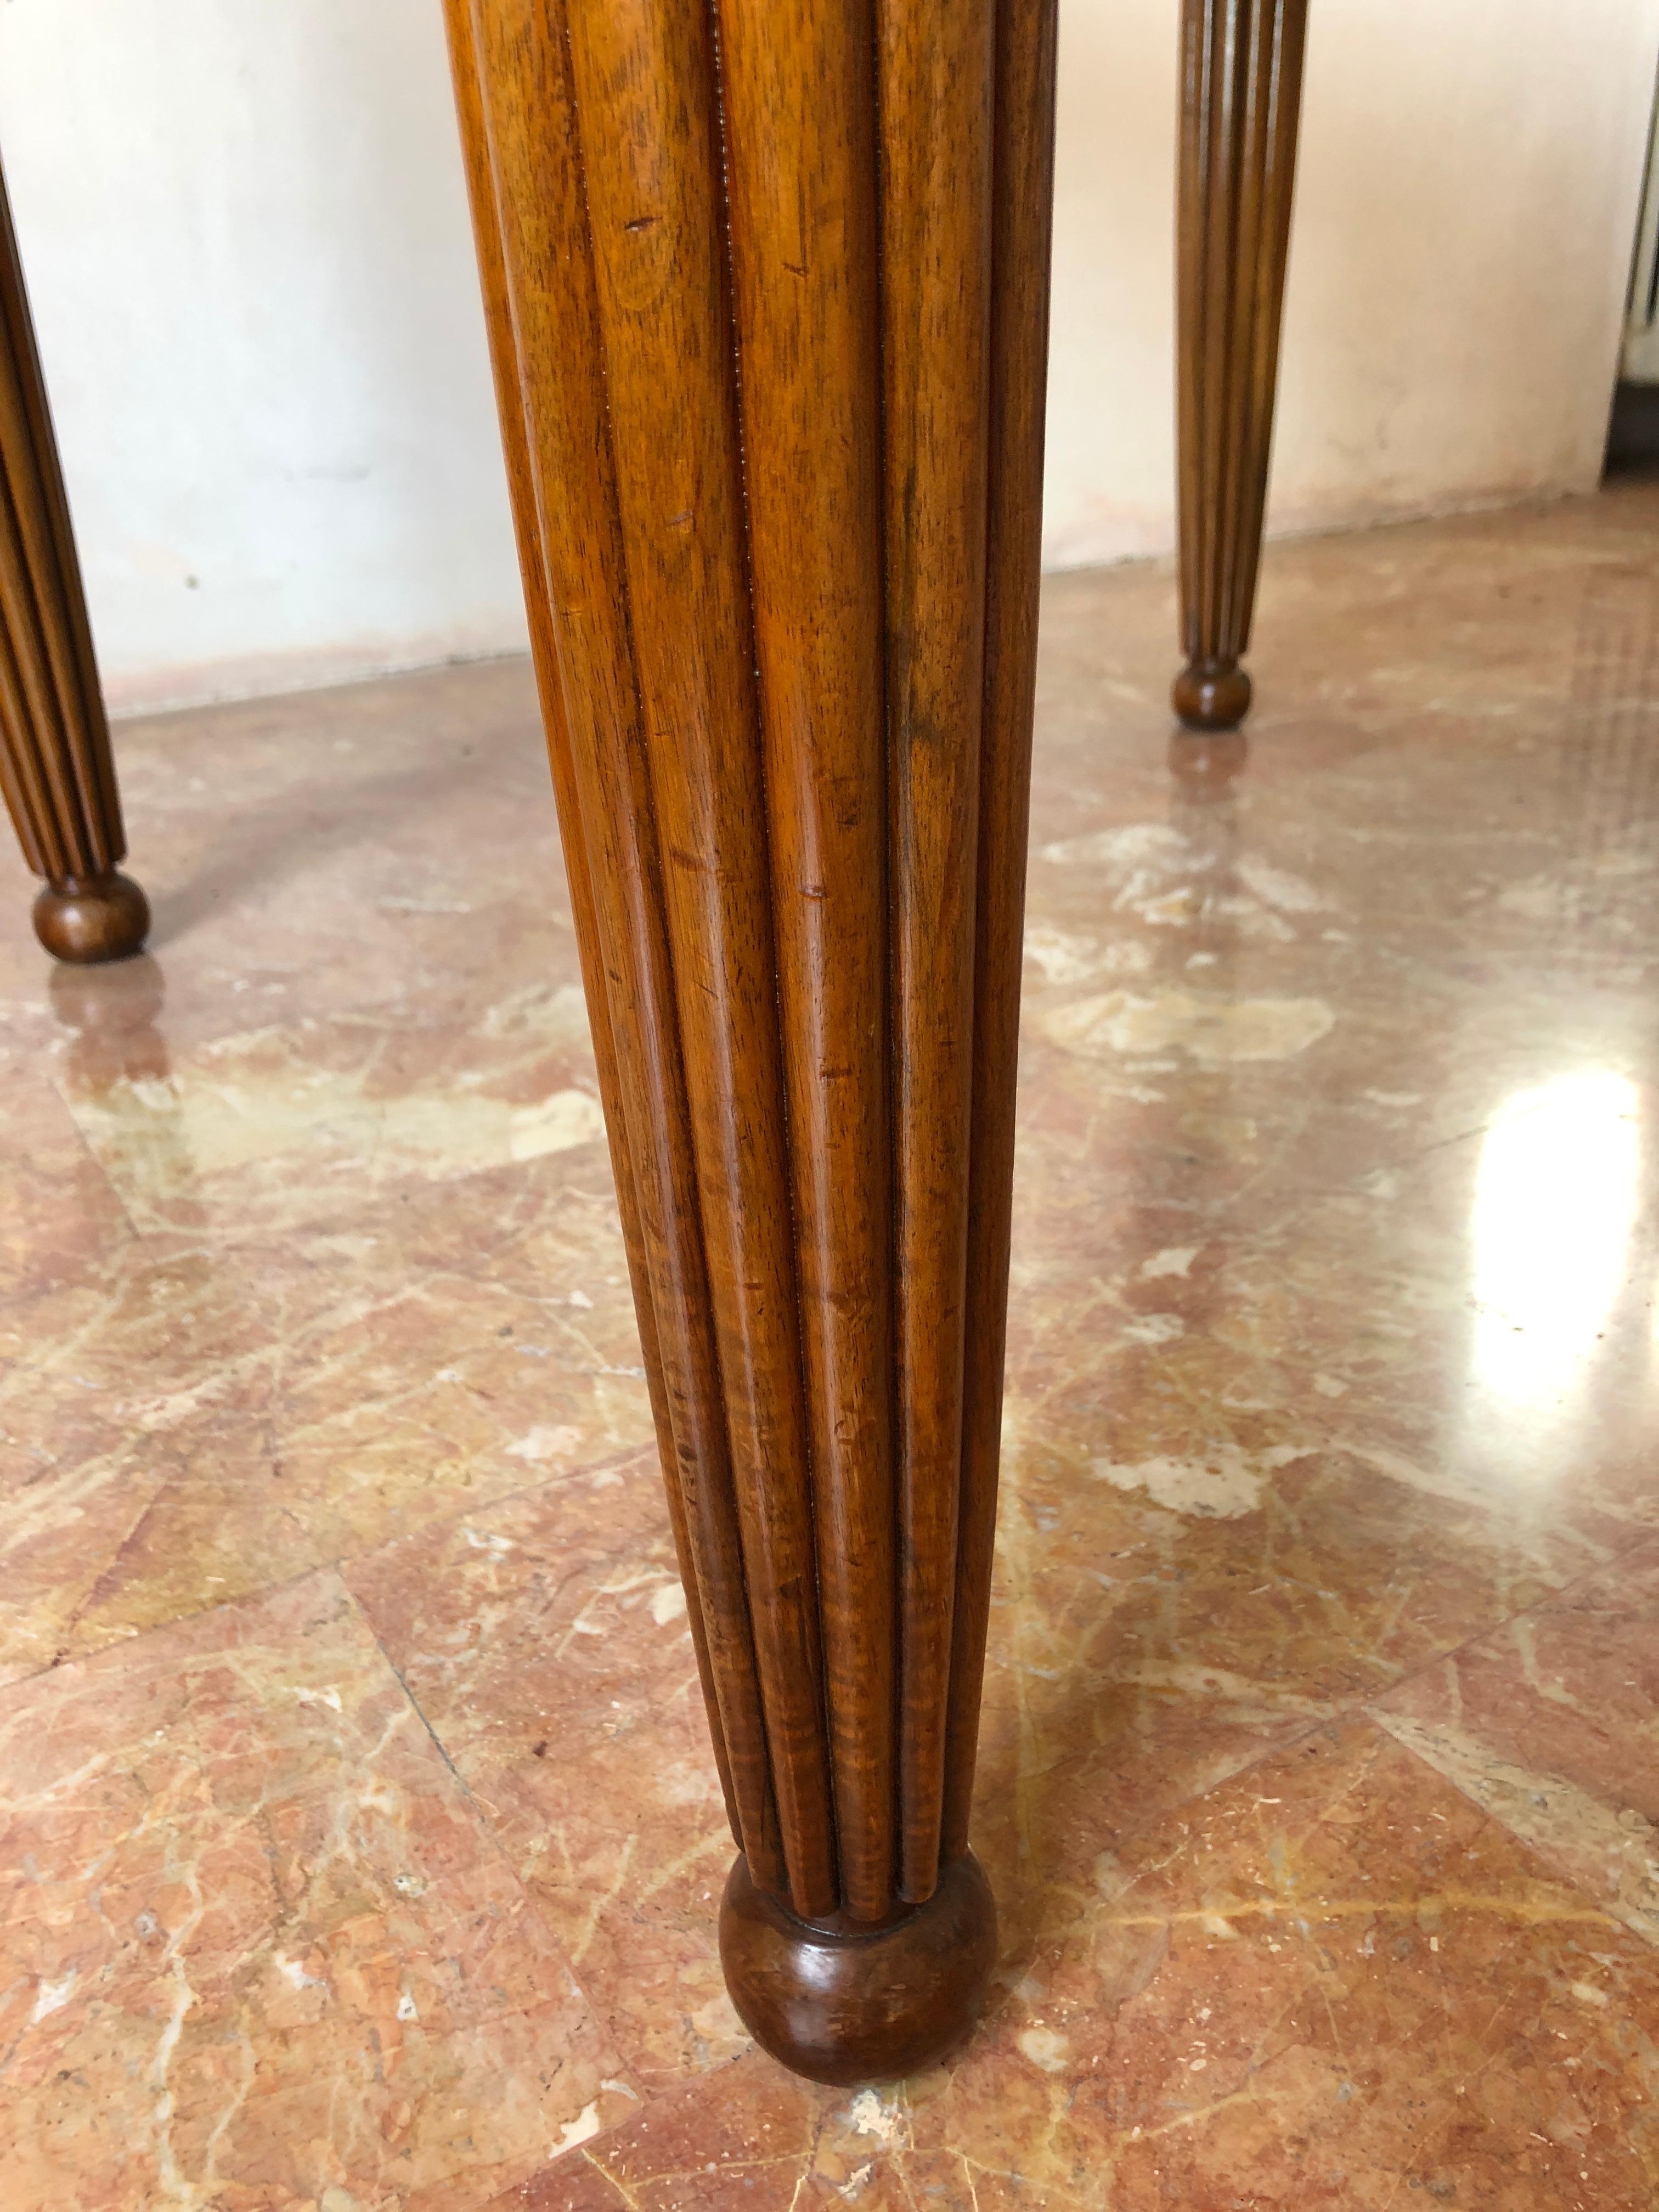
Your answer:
[491,2057,899,2211]
[960,1717,1659,2209]
[963,798,1659,1922]
[0,1147,652,1681]
[0,1237,296,1679]
[0,1064,133,1305]
[1374,1539,1659,1948]
[494,1719,1659,2209]
[346,1457,748,2096]
[961,1118,1649,1934]
[0,1570,637,2212]
[50,972,607,1242]
[0,657,582,1056]
[973,1398,1601,1955]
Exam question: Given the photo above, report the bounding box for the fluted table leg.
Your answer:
[0,157,146,963]
[445,0,1057,2084]
[1173,0,1308,733]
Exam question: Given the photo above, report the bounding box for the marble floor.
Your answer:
[3,482,1659,2209]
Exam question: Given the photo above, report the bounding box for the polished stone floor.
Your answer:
[3,482,1659,2209]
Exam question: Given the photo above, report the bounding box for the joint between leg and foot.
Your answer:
[32,870,150,964]
[719,1849,997,2085]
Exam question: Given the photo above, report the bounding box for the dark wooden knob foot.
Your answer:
[32,870,150,964]
[719,1849,997,2085]
[1172,658,1252,731]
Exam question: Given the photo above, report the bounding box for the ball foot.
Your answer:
[1172,658,1251,731]
[719,1850,997,2086]
[32,870,150,964]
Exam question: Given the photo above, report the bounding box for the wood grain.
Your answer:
[446,0,1057,2057]
[877,0,997,1908]
[1173,0,1309,733]
[943,0,1060,1869]
[565,0,837,1917]
[712,0,899,1925]
[445,22,744,1849]
[0,154,146,962]
[449,0,786,1900]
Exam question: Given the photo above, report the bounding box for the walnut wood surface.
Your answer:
[445,0,1057,2074]
[944,0,1059,1872]
[879,0,996,1910]
[1173,0,1308,732]
[713,0,898,1926]
[0,156,146,962]
[719,1847,997,2085]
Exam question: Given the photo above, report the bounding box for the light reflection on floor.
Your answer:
[1471,1069,1640,1391]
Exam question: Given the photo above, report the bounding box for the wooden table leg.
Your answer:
[0,158,146,963]
[1173,0,1308,733]
[444,0,1057,2084]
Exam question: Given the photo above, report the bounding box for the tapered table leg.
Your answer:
[445,0,1057,2084]
[0,158,146,962]
[1173,0,1308,732]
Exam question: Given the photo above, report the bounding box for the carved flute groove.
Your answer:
[445,0,1057,2081]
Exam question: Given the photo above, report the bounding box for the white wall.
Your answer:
[0,0,528,714]
[0,0,1655,712]
[1047,0,1659,566]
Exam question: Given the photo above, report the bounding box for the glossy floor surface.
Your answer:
[4,485,1659,2208]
